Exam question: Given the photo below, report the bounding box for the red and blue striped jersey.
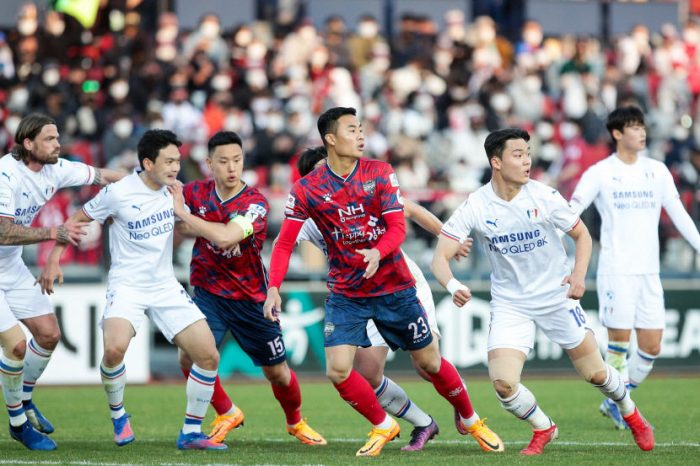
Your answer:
[183,179,268,302]
[285,158,414,297]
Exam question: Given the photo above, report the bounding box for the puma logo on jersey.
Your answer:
[131,204,142,211]
[486,219,498,228]
[1,172,10,182]
[21,192,29,198]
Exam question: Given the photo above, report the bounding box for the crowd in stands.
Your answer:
[1,2,699,276]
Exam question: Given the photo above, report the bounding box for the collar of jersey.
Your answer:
[487,181,527,204]
[325,159,359,182]
[214,181,247,205]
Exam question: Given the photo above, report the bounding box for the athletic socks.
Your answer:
[595,365,635,416]
[272,369,303,426]
[374,376,432,427]
[333,369,386,426]
[627,349,656,389]
[428,358,476,420]
[22,340,53,402]
[498,384,552,430]
[183,364,217,434]
[1,355,26,427]
[100,361,127,419]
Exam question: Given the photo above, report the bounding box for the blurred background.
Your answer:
[2,0,699,379]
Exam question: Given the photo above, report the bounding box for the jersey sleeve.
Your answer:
[283,183,309,223]
[659,164,681,207]
[53,159,95,189]
[441,198,474,242]
[83,185,117,223]
[570,164,601,214]
[546,187,580,232]
[0,172,16,220]
[379,165,405,215]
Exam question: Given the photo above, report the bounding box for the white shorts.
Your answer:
[367,278,440,347]
[488,299,589,354]
[0,257,53,333]
[597,274,665,330]
[102,280,205,343]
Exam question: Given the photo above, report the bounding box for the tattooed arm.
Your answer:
[92,168,126,186]
[0,216,89,246]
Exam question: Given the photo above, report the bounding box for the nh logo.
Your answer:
[338,204,365,222]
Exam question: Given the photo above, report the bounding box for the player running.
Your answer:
[171,131,325,446]
[570,106,700,429]
[432,127,654,455]
[265,107,503,457]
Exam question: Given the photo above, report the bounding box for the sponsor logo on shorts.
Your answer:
[324,322,335,337]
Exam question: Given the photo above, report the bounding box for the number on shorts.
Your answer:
[180,289,194,305]
[569,305,586,327]
[408,316,429,340]
[267,336,284,356]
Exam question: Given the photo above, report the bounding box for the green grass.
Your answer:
[1,376,698,465]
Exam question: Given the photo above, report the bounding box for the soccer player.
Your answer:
[570,106,700,428]
[38,129,226,450]
[0,113,124,450]
[432,127,655,455]
[294,146,473,451]
[170,131,326,446]
[264,107,502,457]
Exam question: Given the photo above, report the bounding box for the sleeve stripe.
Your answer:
[382,208,403,216]
[440,230,462,242]
[87,166,96,185]
[81,207,95,221]
[285,216,306,223]
[0,213,15,220]
[566,218,581,232]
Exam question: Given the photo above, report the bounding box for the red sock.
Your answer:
[271,369,302,425]
[334,369,386,425]
[428,358,475,419]
[182,368,232,415]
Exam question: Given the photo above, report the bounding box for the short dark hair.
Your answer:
[208,131,243,155]
[317,107,357,145]
[137,129,181,169]
[484,128,530,166]
[606,106,645,140]
[297,146,327,177]
[11,113,56,162]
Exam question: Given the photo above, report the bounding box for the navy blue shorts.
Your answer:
[193,286,286,367]
[323,287,433,351]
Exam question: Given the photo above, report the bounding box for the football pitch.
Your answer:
[1,376,697,466]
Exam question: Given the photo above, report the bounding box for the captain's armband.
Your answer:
[231,215,254,239]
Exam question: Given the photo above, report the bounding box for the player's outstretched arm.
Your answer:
[664,197,700,253]
[169,183,250,249]
[264,218,305,322]
[562,219,592,299]
[36,208,93,295]
[432,234,472,307]
[0,213,89,246]
[92,168,127,186]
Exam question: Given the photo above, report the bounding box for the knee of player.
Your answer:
[587,369,608,385]
[102,346,127,367]
[263,363,291,386]
[639,344,661,357]
[178,351,193,370]
[34,328,61,350]
[326,366,351,384]
[194,350,220,371]
[492,379,517,399]
[10,339,27,360]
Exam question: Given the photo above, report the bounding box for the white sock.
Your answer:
[100,361,127,419]
[627,349,656,389]
[374,414,393,430]
[1,355,27,427]
[605,341,629,383]
[498,384,552,430]
[460,411,480,428]
[374,376,432,427]
[22,340,53,402]
[224,405,239,416]
[595,365,635,416]
[183,364,216,434]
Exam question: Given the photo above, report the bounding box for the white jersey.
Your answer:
[83,172,176,288]
[0,154,95,263]
[570,154,680,275]
[442,180,580,310]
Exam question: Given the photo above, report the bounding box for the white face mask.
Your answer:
[156,26,178,43]
[450,86,469,101]
[246,69,268,89]
[47,20,65,36]
[523,29,542,46]
[235,28,253,47]
[5,115,21,136]
[190,144,208,162]
[523,75,541,93]
[223,114,239,131]
[310,49,329,68]
[266,114,284,133]
[156,45,177,62]
[211,74,232,91]
[536,121,554,140]
[113,118,133,139]
[247,42,267,61]
[200,21,220,39]
[559,121,579,140]
[490,93,512,113]
[357,21,378,38]
[364,102,380,120]
[18,19,38,36]
[110,81,129,100]
[150,119,165,129]
[77,107,97,134]
[8,88,29,112]
[43,68,60,87]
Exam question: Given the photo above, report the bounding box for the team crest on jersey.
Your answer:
[285,194,295,216]
[389,173,400,187]
[198,205,207,216]
[362,180,376,195]
[526,209,539,220]
[323,193,332,203]
[245,203,267,221]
